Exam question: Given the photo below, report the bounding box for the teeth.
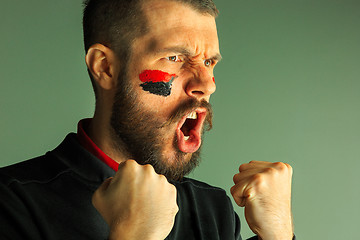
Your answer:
[184,136,190,141]
[187,111,197,119]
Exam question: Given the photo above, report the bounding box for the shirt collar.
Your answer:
[77,118,119,172]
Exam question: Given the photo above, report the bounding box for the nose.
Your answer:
[185,67,216,101]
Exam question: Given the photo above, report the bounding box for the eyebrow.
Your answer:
[211,53,223,62]
[156,46,222,62]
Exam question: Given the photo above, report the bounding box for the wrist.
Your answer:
[257,231,293,240]
[108,225,162,240]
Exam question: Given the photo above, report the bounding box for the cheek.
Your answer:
[139,70,178,97]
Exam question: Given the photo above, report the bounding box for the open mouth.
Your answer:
[176,108,207,153]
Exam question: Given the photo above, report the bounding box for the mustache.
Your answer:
[161,98,213,131]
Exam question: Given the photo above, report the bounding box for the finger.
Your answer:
[238,160,272,172]
[244,161,293,178]
[92,177,113,208]
[97,177,113,193]
[233,168,261,184]
[271,161,293,173]
[114,159,139,183]
[230,181,250,207]
[117,159,137,171]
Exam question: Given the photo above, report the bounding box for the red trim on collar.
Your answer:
[77,118,119,172]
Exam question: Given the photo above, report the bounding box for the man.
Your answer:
[0,0,294,239]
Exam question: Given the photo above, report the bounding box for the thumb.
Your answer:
[92,177,113,208]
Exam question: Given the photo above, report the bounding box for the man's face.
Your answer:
[110,0,220,180]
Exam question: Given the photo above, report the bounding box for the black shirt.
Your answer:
[0,133,244,240]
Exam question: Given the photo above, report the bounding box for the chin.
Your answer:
[164,148,192,164]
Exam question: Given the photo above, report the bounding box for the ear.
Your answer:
[85,44,120,90]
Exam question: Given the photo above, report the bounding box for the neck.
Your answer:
[88,113,131,164]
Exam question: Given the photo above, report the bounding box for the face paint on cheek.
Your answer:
[139,70,178,97]
[212,77,215,83]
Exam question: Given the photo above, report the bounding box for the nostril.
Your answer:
[185,75,216,99]
[191,90,204,96]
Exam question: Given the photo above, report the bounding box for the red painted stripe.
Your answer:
[139,70,177,83]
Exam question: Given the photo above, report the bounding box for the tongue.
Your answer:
[176,128,202,153]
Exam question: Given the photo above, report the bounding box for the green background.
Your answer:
[1,1,359,239]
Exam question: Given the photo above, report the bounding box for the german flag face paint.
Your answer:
[139,70,178,97]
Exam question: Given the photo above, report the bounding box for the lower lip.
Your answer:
[176,128,201,153]
[175,112,206,153]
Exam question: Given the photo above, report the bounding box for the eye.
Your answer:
[166,55,181,62]
[204,59,213,67]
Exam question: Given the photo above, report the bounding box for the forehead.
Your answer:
[136,0,219,57]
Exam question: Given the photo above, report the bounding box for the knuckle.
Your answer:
[159,174,167,181]
[288,164,293,175]
[144,163,155,172]
[170,186,178,212]
[285,162,293,172]
[126,159,136,165]
[230,185,237,196]
[273,161,286,171]
[122,159,137,170]
[173,201,179,211]
[252,173,264,185]
[264,167,275,174]
[120,160,139,176]
[233,173,240,183]
[169,183,177,194]
[238,164,247,172]
[91,191,100,208]
[159,174,170,185]
[171,204,179,216]
[142,164,156,177]
[252,172,262,180]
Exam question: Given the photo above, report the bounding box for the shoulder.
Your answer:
[0,133,80,186]
[0,152,68,187]
[0,132,114,189]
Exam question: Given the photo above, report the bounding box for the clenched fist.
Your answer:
[92,160,178,240]
[230,161,294,240]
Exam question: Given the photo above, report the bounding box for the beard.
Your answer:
[109,69,213,181]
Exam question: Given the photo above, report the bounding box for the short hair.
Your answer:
[82,0,218,96]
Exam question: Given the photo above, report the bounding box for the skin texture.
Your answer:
[86,0,219,166]
[92,160,178,240]
[231,161,294,240]
[87,0,219,238]
[85,0,294,239]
